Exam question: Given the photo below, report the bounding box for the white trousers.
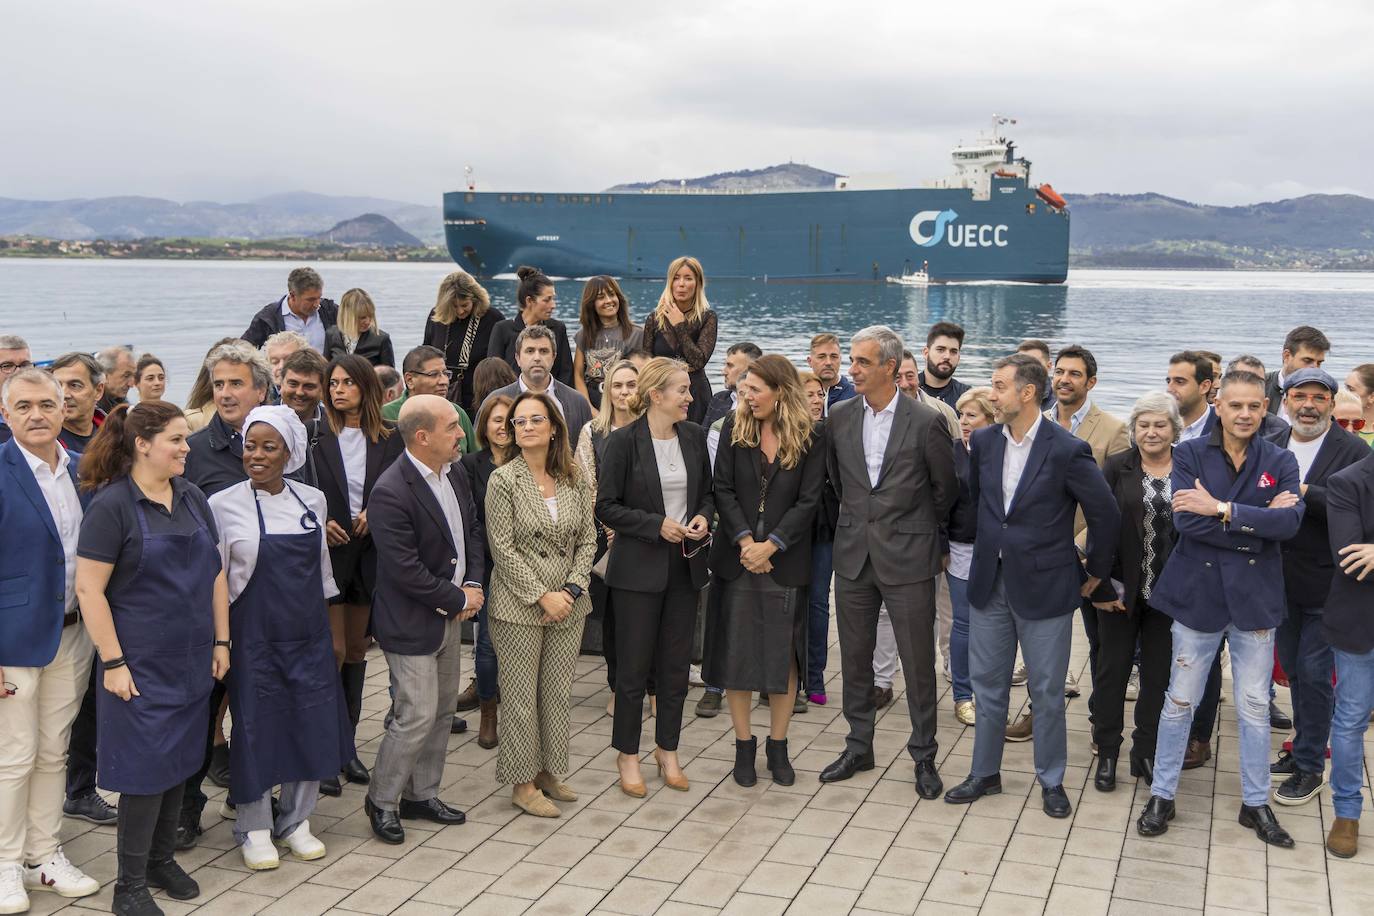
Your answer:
[873,577,953,688]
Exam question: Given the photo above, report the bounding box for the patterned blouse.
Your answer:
[1140,472,1173,600]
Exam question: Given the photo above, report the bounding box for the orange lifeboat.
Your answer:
[1036,184,1067,209]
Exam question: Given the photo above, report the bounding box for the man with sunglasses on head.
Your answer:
[383,346,476,455]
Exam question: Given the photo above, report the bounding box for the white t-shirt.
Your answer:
[338,426,367,518]
[653,436,690,523]
[1287,428,1328,482]
[210,480,338,604]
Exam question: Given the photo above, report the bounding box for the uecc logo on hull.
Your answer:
[909,210,1009,248]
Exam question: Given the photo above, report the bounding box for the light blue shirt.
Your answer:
[1179,405,1213,442]
[280,296,326,353]
[1045,398,1091,435]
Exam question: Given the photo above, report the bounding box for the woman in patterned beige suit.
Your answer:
[485,390,598,817]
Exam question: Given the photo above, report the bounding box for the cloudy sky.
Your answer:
[6,0,1369,206]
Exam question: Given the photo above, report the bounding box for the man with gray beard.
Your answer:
[1265,368,1371,805]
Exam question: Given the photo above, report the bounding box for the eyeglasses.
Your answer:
[1287,391,1332,405]
[510,415,550,429]
[682,535,712,559]
[1337,417,1367,431]
[411,368,453,380]
[2,681,16,697]
[0,360,34,374]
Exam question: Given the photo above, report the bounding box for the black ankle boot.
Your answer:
[766,737,795,786]
[733,737,757,787]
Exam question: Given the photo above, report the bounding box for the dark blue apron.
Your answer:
[96,478,218,795]
[227,484,353,804]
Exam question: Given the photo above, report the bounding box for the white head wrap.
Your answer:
[243,404,309,475]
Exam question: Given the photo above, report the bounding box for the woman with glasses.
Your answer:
[328,289,395,369]
[487,267,574,386]
[596,357,713,797]
[705,355,825,787]
[573,277,643,410]
[1342,366,1374,446]
[423,272,504,414]
[316,355,405,791]
[484,392,596,817]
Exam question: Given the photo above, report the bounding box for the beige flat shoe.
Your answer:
[533,772,577,802]
[955,700,976,726]
[512,790,560,818]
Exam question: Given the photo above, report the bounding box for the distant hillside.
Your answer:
[606,162,841,193]
[314,213,421,247]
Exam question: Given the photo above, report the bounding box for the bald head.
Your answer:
[399,394,464,471]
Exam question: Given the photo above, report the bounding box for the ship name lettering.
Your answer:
[947,224,1009,248]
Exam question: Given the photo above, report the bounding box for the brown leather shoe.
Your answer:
[1005,712,1033,742]
[871,685,894,709]
[1328,817,1360,858]
[1183,739,1211,770]
[455,678,479,713]
[477,698,498,749]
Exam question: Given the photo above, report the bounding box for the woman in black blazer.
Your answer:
[704,355,825,787]
[1087,391,1182,791]
[422,271,505,414]
[325,288,395,367]
[317,354,406,789]
[596,357,712,798]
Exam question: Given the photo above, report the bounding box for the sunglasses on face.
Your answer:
[1337,417,1367,431]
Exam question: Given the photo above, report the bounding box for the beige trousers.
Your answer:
[0,624,93,865]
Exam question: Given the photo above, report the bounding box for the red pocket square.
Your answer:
[1258,472,1276,489]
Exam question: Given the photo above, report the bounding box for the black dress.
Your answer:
[642,310,717,426]
[422,308,505,414]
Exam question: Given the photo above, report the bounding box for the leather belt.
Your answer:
[63,610,80,628]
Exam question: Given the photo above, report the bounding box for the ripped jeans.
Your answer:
[1152,620,1275,808]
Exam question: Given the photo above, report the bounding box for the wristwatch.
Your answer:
[562,583,583,600]
[1215,502,1228,520]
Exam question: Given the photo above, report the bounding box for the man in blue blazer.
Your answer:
[0,368,101,906]
[1137,369,1305,848]
[944,354,1120,819]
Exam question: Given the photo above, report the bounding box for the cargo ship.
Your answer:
[443,116,1070,284]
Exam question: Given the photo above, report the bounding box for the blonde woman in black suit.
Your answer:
[705,355,826,787]
[485,391,597,817]
[595,357,713,797]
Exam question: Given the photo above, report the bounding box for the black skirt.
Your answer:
[702,572,805,694]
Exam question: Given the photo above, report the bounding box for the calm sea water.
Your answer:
[4,258,1372,417]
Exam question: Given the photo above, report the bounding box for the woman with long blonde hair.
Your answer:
[422,271,505,413]
[641,257,718,425]
[327,289,395,368]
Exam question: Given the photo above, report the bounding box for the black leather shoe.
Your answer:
[147,858,199,900]
[63,792,119,825]
[734,737,758,787]
[451,715,468,734]
[1129,755,1154,785]
[944,774,1001,804]
[319,776,342,797]
[1094,756,1117,793]
[207,743,231,789]
[1042,785,1072,818]
[914,759,943,800]
[112,881,162,916]
[1137,795,1175,836]
[870,685,894,709]
[1239,803,1295,848]
[818,749,875,783]
[399,796,467,825]
[343,756,371,785]
[365,796,405,844]
[1269,701,1292,731]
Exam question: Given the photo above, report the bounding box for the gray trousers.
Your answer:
[835,560,939,762]
[369,617,463,811]
[969,568,1073,788]
[233,781,318,844]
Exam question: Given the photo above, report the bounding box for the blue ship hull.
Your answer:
[443,175,1069,283]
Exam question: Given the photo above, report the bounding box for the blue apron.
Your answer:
[226,484,353,804]
[96,478,219,795]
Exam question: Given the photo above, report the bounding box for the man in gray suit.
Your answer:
[481,325,594,446]
[821,325,958,797]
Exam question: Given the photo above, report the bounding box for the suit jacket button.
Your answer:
[1249,559,1256,565]
[1001,523,1008,529]
[450,558,458,565]
[540,552,548,558]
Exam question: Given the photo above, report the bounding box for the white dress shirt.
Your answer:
[1179,405,1213,442]
[18,442,82,612]
[406,449,472,587]
[706,390,738,464]
[280,296,326,353]
[209,480,338,604]
[861,388,900,488]
[1001,411,1043,515]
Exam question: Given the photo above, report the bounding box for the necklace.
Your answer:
[655,436,681,472]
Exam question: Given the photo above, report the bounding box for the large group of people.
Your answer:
[3,260,1374,916]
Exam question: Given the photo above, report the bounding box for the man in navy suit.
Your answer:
[1265,368,1370,806]
[0,368,101,908]
[943,353,1120,818]
[1137,369,1305,848]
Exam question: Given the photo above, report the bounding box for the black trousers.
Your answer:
[598,578,656,695]
[611,558,697,753]
[180,678,229,817]
[117,783,184,887]
[1091,602,1172,761]
[65,653,100,799]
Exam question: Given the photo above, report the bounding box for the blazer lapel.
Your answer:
[363,434,388,497]
[1304,428,1342,484]
[401,456,457,553]
[1007,424,1052,517]
[677,422,700,518]
[1224,437,1263,501]
[4,448,61,544]
[984,428,1009,519]
[317,430,347,501]
[875,397,912,489]
[634,419,666,516]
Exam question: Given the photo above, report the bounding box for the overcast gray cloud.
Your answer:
[4,0,1370,206]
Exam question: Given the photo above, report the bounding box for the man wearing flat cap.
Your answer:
[1264,367,1371,806]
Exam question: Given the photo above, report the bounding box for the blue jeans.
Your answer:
[1275,602,1333,774]
[806,540,834,695]
[1331,648,1374,820]
[946,571,972,702]
[475,604,498,701]
[1154,621,1274,808]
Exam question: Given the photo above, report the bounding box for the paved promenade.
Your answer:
[37,621,1374,916]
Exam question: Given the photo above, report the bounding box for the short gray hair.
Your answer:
[49,351,104,386]
[205,340,272,391]
[1,366,63,409]
[96,344,134,375]
[515,323,557,352]
[990,352,1047,404]
[850,325,904,376]
[0,335,29,351]
[1128,391,1183,445]
[1226,354,1266,375]
[264,330,310,352]
[287,267,323,296]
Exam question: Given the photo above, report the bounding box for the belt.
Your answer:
[63,610,80,628]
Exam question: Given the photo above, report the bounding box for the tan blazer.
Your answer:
[485,456,597,628]
[1052,402,1130,540]
[917,389,962,440]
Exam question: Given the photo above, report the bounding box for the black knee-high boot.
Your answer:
[340,662,370,784]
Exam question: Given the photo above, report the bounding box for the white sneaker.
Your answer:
[688,664,705,687]
[1064,670,1081,698]
[1011,662,1028,687]
[1125,668,1140,701]
[23,848,98,898]
[276,820,326,861]
[0,863,28,915]
[241,830,280,870]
